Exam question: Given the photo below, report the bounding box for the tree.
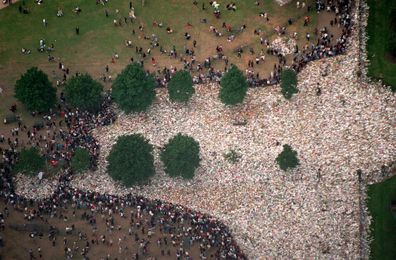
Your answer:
[219,65,248,105]
[70,148,91,173]
[13,147,45,176]
[112,63,156,113]
[168,70,195,103]
[280,69,298,99]
[160,133,200,179]
[223,149,241,164]
[15,67,57,112]
[64,74,103,113]
[107,134,155,186]
[389,32,396,57]
[276,144,299,171]
[388,9,396,57]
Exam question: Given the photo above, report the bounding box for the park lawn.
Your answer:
[366,0,396,91]
[0,0,319,142]
[367,175,396,260]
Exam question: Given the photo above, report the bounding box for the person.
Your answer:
[57,8,64,17]
[75,27,79,35]
[10,103,17,113]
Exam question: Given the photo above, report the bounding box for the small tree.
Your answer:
[65,74,103,113]
[280,69,298,99]
[276,144,299,171]
[15,67,57,112]
[223,149,241,163]
[160,133,200,179]
[107,134,155,186]
[168,70,195,103]
[70,148,90,173]
[219,65,248,105]
[14,147,45,176]
[112,63,156,113]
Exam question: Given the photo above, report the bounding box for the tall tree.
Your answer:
[276,144,299,171]
[219,65,248,105]
[64,74,103,113]
[13,147,45,176]
[70,148,91,173]
[280,69,298,99]
[168,70,195,103]
[15,67,57,112]
[112,63,156,113]
[107,134,155,186]
[160,133,200,179]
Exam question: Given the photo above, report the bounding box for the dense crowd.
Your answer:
[0,169,246,259]
[1,0,394,259]
[0,94,245,259]
[20,0,353,89]
[148,0,353,88]
[1,91,115,171]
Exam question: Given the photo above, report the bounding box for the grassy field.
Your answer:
[366,0,396,91]
[367,175,396,260]
[0,0,331,142]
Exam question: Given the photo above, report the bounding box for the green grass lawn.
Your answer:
[367,174,396,260]
[366,0,396,91]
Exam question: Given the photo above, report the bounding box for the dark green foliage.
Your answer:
[367,0,396,91]
[70,148,91,173]
[107,134,155,186]
[388,8,396,58]
[160,133,200,179]
[219,65,248,105]
[388,31,396,57]
[168,70,195,103]
[64,74,103,113]
[280,69,298,99]
[14,147,45,176]
[112,63,156,113]
[388,9,396,57]
[275,144,299,171]
[14,67,57,112]
[367,174,396,259]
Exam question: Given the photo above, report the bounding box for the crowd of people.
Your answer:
[0,168,246,259]
[0,92,245,259]
[21,0,353,89]
[144,0,353,88]
[1,0,394,259]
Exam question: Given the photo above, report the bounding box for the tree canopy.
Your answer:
[107,134,155,186]
[70,148,91,173]
[219,65,248,105]
[112,63,156,113]
[388,9,396,58]
[276,144,300,171]
[14,147,45,176]
[14,67,57,112]
[280,69,298,99]
[160,133,200,179]
[168,70,195,103]
[64,74,103,113]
